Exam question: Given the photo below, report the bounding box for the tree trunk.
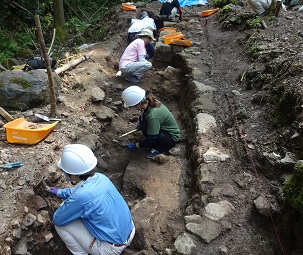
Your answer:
[53,0,66,41]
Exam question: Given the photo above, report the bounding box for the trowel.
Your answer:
[118,129,138,138]
[35,113,62,122]
[112,129,138,147]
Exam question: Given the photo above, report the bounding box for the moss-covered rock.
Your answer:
[0,69,61,110]
[283,161,303,215]
[9,77,32,88]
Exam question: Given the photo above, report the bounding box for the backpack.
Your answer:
[24,56,57,71]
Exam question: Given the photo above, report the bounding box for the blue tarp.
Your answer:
[157,0,208,7]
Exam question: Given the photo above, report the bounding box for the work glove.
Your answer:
[127,143,137,152]
[48,187,58,195]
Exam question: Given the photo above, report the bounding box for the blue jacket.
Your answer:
[53,173,133,244]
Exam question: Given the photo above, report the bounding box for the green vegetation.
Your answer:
[270,83,300,126]
[283,161,303,215]
[213,0,242,8]
[0,0,121,67]
[9,77,32,88]
[246,17,262,29]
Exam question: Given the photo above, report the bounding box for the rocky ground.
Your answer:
[1,1,303,255]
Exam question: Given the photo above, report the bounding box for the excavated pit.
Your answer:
[24,40,194,255]
[4,3,303,255]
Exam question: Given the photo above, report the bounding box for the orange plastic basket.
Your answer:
[171,39,192,47]
[201,8,219,17]
[122,3,136,11]
[158,27,177,33]
[3,117,58,145]
[162,32,185,44]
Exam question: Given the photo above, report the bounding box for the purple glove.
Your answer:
[127,143,137,152]
[49,187,58,195]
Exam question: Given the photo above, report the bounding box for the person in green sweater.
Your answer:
[122,86,180,158]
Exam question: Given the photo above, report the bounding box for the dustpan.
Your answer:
[171,39,192,47]
[122,3,136,11]
[201,8,219,17]
[163,32,185,44]
[3,117,58,145]
[158,27,177,33]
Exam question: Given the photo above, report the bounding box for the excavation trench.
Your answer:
[8,5,301,254]
[24,44,194,255]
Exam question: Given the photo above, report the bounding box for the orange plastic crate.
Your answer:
[162,32,185,44]
[158,27,177,33]
[171,39,192,47]
[122,3,136,11]
[3,118,58,145]
[201,8,219,17]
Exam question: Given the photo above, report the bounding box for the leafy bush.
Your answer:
[283,161,303,215]
[0,0,121,65]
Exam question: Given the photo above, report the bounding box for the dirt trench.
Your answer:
[3,3,303,255]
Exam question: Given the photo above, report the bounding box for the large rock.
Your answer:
[123,153,185,252]
[0,69,61,110]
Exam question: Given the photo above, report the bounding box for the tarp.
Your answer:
[157,0,208,7]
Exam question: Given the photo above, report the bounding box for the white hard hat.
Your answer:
[122,86,146,107]
[57,144,97,175]
[137,28,155,41]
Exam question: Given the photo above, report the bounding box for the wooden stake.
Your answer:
[0,107,14,122]
[34,15,57,118]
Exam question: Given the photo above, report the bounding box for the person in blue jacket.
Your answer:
[48,144,135,255]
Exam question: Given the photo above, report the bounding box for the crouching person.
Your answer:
[119,28,155,85]
[48,144,135,255]
[122,86,181,159]
[247,0,271,15]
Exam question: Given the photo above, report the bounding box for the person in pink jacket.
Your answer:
[119,28,155,85]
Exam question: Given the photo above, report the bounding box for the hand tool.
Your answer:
[35,113,62,122]
[0,161,24,169]
[118,129,138,138]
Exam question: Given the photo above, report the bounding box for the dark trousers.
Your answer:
[140,121,177,152]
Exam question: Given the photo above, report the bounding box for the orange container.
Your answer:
[171,39,192,47]
[122,3,136,11]
[201,8,219,17]
[3,117,58,145]
[163,32,185,44]
[158,27,177,33]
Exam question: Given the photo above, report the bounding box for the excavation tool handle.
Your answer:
[1,161,24,169]
[119,129,138,138]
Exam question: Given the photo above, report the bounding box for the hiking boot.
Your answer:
[146,149,163,159]
[125,75,140,85]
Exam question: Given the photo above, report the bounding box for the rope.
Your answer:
[225,93,286,255]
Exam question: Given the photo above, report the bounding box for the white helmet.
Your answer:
[57,144,97,175]
[122,86,146,107]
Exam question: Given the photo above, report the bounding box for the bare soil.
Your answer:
[1,1,303,255]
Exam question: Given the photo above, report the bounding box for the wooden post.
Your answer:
[274,0,282,16]
[0,107,14,122]
[34,15,57,117]
[269,0,276,16]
